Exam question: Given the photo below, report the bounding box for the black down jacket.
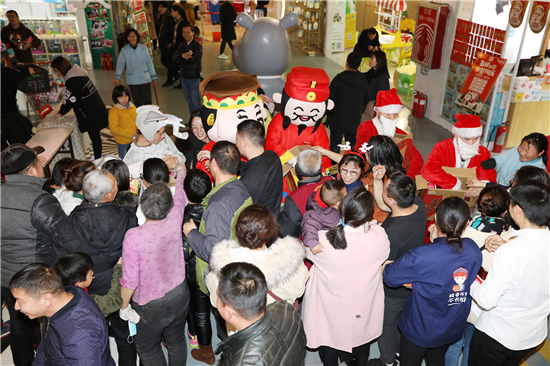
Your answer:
[215,301,307,366]
[1,174,66,287]
[52,202,137,296]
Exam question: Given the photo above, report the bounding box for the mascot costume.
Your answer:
[196,71,267,177]
[265,66,334,172]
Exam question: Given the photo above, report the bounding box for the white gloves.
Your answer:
[119,304,141,323]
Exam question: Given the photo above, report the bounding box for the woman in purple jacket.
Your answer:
[383,197,482,366]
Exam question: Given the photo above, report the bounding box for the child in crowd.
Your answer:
[446,185,510,366]
[182,169,213,359]
[108,85,138,160]
[54,160,97,215]
[301,180,347,255]
[193,26,203,46]
[56,252,123,317]
[136,158,172,225]
[383,197,482,365]
[43,157,75,194]
[481,132,548,186]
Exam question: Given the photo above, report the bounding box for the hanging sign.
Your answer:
[508,0,529,28]
[455,53,507,113]
[529,1,550,34]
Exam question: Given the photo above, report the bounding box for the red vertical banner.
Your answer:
[413,5,437,66]
[529,1,550,33]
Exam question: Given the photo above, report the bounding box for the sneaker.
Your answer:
[366,358,397,366]
[1,320,10,338]
[162,80,174,87]
[218,54,229,60]
[188,330,199,349]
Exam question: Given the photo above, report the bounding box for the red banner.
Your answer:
[412,5,437,66]
[509,0,529,28]
[455,53,507,112]
[529,1,550,34]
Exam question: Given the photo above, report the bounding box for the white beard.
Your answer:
[373,115,398,137]
[455,136,480,161]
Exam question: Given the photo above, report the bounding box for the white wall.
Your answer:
[414,0,475,131]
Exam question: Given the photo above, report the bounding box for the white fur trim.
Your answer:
[376,104,402,114]
[208,236,306,289]
[452,126,483,139]
[452,178,463,190]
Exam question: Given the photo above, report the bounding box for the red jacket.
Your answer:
[421,138,496,189]
[355,120,424,179]
[265,113,332,171]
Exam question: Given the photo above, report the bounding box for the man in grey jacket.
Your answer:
[1,143,66,366]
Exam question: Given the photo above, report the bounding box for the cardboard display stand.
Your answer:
[416,167,477,220]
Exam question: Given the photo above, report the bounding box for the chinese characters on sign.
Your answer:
[455,53,507,113]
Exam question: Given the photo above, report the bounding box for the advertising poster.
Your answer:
[331,1,346,52]
[529,1,550,33]
[455,53,507,113]
[85,1,116,69]
[509,0,529,28]
[412,5,437,67]
[344,0,356,49]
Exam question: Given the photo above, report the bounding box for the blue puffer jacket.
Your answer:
[115,43,157,85]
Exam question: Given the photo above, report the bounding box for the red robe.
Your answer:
[195,141,247,181]
[355,120,424,179]
[265,112,332,171]
[421,138,496,189]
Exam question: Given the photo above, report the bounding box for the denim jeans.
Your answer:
[445,323,474,366]
[117,143,130,160]
[132,281,190,366]
[180,77,201,114]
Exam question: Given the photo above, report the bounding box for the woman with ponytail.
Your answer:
[54,160,97,215]
[383,197,482,366]
[302,187,390,366]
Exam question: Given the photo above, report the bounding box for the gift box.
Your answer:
[416,167,477,220]
[513,76,529,93]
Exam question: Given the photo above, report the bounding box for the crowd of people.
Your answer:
[1,3,550,366]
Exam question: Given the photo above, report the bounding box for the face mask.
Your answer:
[456,136,480,160]
[378,114,399,137]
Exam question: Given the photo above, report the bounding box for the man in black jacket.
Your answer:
[215,262,307,366]
[326,52,368,152]
[170,4,189,89]
[1,10,41,63]
[1,143,66,366]
[173,23,202,113]
[236,120,283,215]
[52,169,138,366]
[158,1,176,86]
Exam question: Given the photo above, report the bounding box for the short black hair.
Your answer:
[347,52,362,70]
[386,172,416,208]
[142,158,169,184]
[237,119,265,147]
[56,253,93,287]
[112,85,132,105]
[510,181,550,227]
[211,141,241,175]
[9,263,63,299]
[103,159,130,192]
[114,190,140,209]
[158,1,168,9]
[125,28,141,43]
[181,23,193,32]
[6,10,19,18]
[194,26,200,36]
[514,166,550,186]
[184,168,212,203]
[320,180,346,207]
[141,182,174,220]
[218,262,267,320]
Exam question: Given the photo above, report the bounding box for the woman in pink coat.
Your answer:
[303,186,390,366]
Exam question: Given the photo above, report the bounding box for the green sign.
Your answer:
[85,1,116,69]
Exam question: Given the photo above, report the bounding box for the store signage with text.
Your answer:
[455,53,507,113]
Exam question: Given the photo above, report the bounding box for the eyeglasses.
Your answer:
[340,169,361,177]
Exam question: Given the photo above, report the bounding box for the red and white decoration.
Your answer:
[376,0,407,11]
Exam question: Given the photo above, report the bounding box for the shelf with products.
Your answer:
[31,35,83,66]
[287,0,325,55]
[376,6,403,34]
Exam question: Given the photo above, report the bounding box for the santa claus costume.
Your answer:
[265,67,333,172]
[421,114,496,189]
[355,88,424,178]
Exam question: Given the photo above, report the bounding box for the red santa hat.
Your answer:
[375,88,402,114]
[452,114,483,138]
[284,67,330,103]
